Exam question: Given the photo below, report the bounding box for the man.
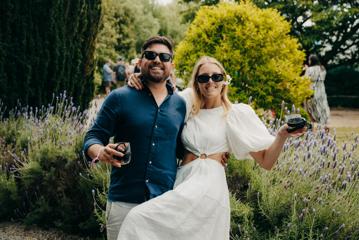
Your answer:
[113,56,127,87]
[83,36,186,240]
[102,59,114,95]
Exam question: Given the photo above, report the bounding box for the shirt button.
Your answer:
[149,161,152,164]
[146,179,149,183]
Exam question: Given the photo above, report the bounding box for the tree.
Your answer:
[178,0,213,23]
[95,0,161,62]
[153,1,189,45]
[95,0,189,71]
[175,2,312,112]
[250,0,359,68]
[179,0,359,68]
[95,0,121,65]
[0,0,101,112]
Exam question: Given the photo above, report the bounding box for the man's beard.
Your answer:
[142,64,169,83]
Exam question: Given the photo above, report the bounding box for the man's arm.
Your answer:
[87,143,124,168]
[83,92,123,167]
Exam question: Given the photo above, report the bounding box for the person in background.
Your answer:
[102,59,115,95]
[304,54,330,130]
[113,56,127,87]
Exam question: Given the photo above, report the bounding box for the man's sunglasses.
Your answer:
[196,73,224,83]
[142,51,172,62]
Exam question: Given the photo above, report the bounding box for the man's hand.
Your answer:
[94,143,125,168]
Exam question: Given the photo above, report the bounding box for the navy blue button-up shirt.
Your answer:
[83,85,186,203]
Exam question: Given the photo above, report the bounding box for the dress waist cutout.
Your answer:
[181,150,225,166]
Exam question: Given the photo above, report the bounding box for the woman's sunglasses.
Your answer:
[142,51,172,62]
[196,73,224,83]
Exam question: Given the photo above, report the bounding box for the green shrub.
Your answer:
[230,193,255,239]
[326,66,359,96]
[227,126,359,239]
[175,2,311,113]
[326,66,359,108]
[0,0,101,113]
[0,94,102,237]
[0,173,20,219]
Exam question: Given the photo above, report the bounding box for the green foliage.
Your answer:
[0,0,101,113]
[96,0,189,64]
[82,163,111,229]
[326,66,359,108]
[227,126,359,239]
[96,0,161,63]
[0,95,101,237]
[96,0,121,65]
[230,194,255,238]
[153,2,189,45]
[251,0,359,68]
[175,2,311,112]
[0,174,20,219]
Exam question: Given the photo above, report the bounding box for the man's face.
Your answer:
[139,43,173,83]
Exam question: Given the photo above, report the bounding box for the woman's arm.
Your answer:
[250,125,305,170]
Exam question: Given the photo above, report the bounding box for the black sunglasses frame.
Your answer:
[196,73,224,83]
[142,51,173,62]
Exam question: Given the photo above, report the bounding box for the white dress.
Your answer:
[117,88,275,240]
[304,65,330,125]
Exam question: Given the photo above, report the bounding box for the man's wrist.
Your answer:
[91,147,103,164]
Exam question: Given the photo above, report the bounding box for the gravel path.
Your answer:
[0,223,87,240]
[328,108,359,128]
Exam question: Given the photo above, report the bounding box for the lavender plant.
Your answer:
[0,93,101,236]
[228,105,359,240]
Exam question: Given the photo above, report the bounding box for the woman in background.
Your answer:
[304,54,330,128]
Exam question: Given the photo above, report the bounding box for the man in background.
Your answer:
[102,59,114,95]
[113,56,127,87]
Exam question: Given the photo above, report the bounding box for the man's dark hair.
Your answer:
[141,36,174,55]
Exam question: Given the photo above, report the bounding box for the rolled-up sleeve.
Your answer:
[83,91,121,161]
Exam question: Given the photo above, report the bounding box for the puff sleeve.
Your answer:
[226,103,275,160]
[178,88,194,122]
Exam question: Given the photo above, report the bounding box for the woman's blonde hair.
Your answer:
[188,56,232,115]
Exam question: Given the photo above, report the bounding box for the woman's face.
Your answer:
[197,63,225,101]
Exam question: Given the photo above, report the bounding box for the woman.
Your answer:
[304,54,330,127]
[118,56,305,239]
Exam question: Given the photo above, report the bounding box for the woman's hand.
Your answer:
[250,125,308,170]
[277,124,307,139]
[128,73,144,90]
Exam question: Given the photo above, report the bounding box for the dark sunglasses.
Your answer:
[196,73,224,83]
[142,51,172,62]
